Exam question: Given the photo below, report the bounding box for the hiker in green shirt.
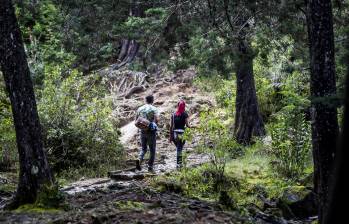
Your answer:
[135,95,159,172]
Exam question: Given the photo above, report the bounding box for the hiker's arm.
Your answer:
[154,114,160,124]
[185,118,191,128]
[135,111,139,121]
[170,115,173,131]
[169,116,173,142]
[154,109,160,124]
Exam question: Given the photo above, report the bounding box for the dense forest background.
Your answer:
[1,0,348,223]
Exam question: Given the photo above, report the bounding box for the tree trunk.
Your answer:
[234,39,265,144]
[324,16,349,224]
[0,0,54,209]
[114,0,141,69]
[305,0,339,222]
[117,38,140,64]
[324,55,348,224]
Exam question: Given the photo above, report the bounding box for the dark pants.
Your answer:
[139,131,157,168]
[175,139,185,166]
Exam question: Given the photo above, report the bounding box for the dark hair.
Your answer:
[146,95,154,104]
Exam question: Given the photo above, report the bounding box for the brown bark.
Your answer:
[234,39,265,144]
[114,0,141,70]
[324,24,349,224]
[324,59,348,224]
[117,40,140,65]
[0,0,54,209]
[305,0,339,222]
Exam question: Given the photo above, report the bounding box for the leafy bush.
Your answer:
[215,80,236,112]
[194,110,243,192]
[0,79,17,170]
[266,64,312,179]
[118,7,168,42]
[15,0,72,84]
[270,106,311,179]
[156,163,239,206]
[194,76,236,114]
[168,30,233,76]
[116,7,169,64]
[254,73,282,122]
[38,66,123,176]
[253,35,310,123]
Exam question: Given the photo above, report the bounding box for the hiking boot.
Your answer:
[176,164,183,170]
[148,166,155,173]
[136,159,141,171]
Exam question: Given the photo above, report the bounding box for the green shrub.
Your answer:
[38,66,123,176]
[270,106,311,179]
[0,76,17,170]
[253,35,310,123]
[194,110,243,192]
[15,0,73,85]
[255,74,282,122]
[157,163,239,205]
[215,79,236,112]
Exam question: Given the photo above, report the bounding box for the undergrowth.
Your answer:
[154,140,313,214]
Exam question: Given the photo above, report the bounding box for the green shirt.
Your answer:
[137,104,159,122]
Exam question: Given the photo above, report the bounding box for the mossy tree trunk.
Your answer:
[0,0,54,209]
[305,0,339,222]
[234,38,265,144]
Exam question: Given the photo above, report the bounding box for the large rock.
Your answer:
[277,186,317,219]
[109,172,145,181]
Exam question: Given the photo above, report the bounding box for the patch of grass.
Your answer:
[14,204,62,213]
[155,141,312,214]
[224,142,313,209]
[12,184,68,212]
[226,152,287,207]
[0,183,16,193]
[35,184,66,209]
[114,201,146,211]
[0,172,17,193]
[57,161,123,182]
[155,164,237,203]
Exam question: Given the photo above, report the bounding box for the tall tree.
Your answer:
[234,36,265,144]
[305,0,339,222]
[205,0,266,144]
[324,22,349,224]
[0,0,54,209]
[324,55,348,224]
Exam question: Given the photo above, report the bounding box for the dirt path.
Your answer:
[120,121,137,145]
[2,184,250,224]
[118,81,213,174]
